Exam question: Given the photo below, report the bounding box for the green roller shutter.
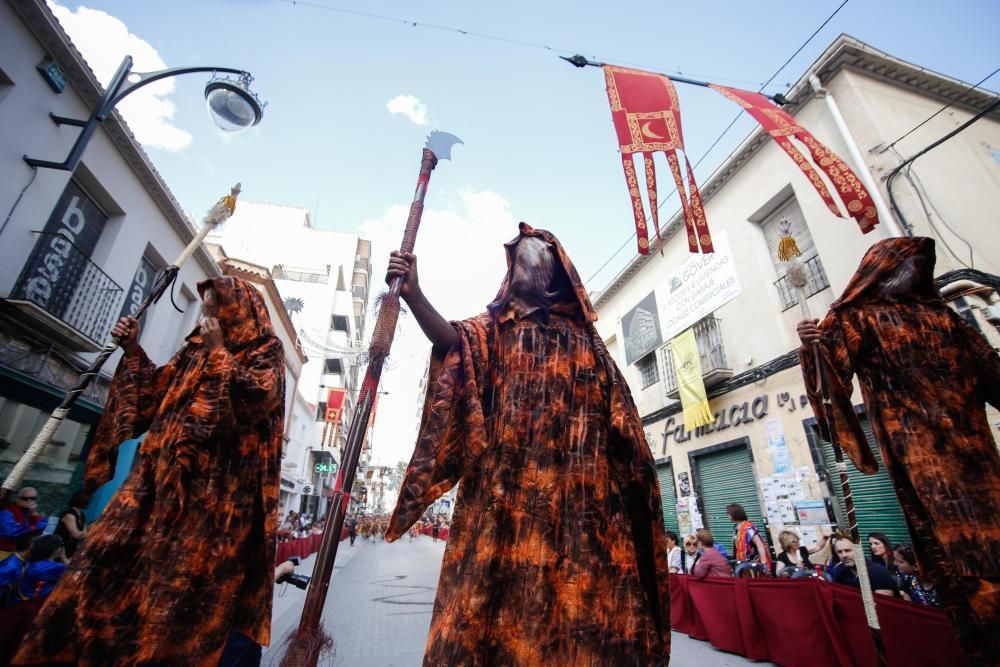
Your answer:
[656,462,679,536]
[819,418,912,550]
[694,444,765,553]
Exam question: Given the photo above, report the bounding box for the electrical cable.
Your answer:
[584,0,850,287]
[885,98,1000,248]
[880,65,1000,152]
[282,0,762,86]
[0,167,38,241]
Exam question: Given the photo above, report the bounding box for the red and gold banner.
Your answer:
[708,84,879,234]
[604,65,714,255]
[325,387,347,422]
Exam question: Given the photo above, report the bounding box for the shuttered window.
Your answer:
[638,352,659,388]
[657,463,679,536]
[694,444,765,552]
[818,418,913,551]
[761,196,830,310]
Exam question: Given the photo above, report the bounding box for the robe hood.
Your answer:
[488,222,598,323]
[831,237,941,310]
[193,276,276,351]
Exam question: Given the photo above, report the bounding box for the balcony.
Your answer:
[3,232,123,352]
[661,315,732,399]
[774,254,830,311]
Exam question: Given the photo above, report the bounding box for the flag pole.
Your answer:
[277,132,462,667]
[559,55,790,105]
[780,225,888,666]
[0,184,241,505]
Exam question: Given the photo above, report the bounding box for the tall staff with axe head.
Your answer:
[279,131,462,667]
[779,222,887,666]
[0,184,242,505]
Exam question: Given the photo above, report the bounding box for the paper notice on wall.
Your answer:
[795,499,829,525]
[766,418,792,473]
[677,499,691,536]
[778,499,797,523]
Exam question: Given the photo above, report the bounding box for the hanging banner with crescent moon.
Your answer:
[603,65,714,255]
[708,84,879,234]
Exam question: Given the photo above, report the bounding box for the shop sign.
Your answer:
[660,390,808,446]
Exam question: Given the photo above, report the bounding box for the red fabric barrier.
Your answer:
[0,599,43,665]
[275,530,347,564]
[671,574,961,667]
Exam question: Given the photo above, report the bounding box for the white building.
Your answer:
[207,200,373,517]
[0,0,220,519]
[593,35,1000,551]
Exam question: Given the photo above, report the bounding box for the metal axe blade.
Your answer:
[425,130,463,161]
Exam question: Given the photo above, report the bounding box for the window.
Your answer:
[330,315,349,332]
[761,196,830,310]
[324,358,343,374]
[118,253,161,324]
[316,402,326,421]
[637,353,659,388]
[0,65,13,105]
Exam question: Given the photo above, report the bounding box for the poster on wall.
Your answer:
[657,230,742,342]
[621,291,663,365]
[765,418,793,474]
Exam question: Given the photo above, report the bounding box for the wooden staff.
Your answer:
[0,184,241,504]
[781,229,887,666]
[279,132,462,667]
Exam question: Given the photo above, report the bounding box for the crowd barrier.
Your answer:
[670,574,960,667]
[275,526,349,564]
[421,524,450,541]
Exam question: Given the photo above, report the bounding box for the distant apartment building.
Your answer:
[207,200,373,517]
[593,35,1000,552]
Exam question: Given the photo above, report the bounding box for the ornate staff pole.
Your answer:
[779,223,887,666]
[0,184,242,504]
[280,132,462,667]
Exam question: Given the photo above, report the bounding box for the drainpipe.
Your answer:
[808,74,906,238]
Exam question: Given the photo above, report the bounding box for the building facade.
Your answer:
[207,200,373,518]
[0,0,220,519]
[593,35,1000,554]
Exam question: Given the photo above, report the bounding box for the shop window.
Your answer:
[638,352,659,388]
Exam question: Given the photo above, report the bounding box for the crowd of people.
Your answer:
[276,510,325,541]
[0,487,87,608]
[663,502,941,608]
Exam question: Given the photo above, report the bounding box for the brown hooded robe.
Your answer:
[800,238,1000,665]
[386,223,671,666]
[15,276,285,666]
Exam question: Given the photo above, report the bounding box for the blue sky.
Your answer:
[49,0,1000,464]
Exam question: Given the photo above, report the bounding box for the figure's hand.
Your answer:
[386,251,421,301]
[112,316,140,355]
[201,317,224,350]
[797,319,822,348]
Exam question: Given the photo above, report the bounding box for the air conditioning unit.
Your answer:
[302,485,313,495]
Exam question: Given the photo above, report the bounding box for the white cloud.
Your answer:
[48,1,192,151]
[358,188,516,466]
[386,94,429,126]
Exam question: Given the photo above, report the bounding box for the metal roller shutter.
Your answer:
[656,463,679,536]
[694,445,765,551]
[819,418,913,550]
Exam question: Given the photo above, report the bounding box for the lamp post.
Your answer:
[24,55,265,171]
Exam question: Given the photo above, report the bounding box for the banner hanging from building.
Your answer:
[657,230,741,342]
[670,328,714,430]
[603,65,714,255]
[621,291,663,365]
[708,84,880,234]
[325,388,347,423]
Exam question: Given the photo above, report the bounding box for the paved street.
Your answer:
[263,535,769,666]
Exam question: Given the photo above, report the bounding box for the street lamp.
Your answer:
[24,55,265,171]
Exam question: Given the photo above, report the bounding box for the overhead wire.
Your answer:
[583,0,850,287]
[878,65,1000,152]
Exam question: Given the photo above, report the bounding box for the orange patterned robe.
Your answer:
[800,238,1000,666]
[386,224,671,666]
[15,276,285,666]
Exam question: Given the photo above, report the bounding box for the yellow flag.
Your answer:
[670,328,714,430]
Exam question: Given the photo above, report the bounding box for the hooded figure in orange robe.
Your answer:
[799,237,1000,666]
[15,276,285,666]
[385,223,671,665]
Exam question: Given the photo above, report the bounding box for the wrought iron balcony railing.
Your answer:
[5,232,124,352]
[774,254,830,311]
[661,315,733,398]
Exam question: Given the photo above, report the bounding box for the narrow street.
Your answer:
[263,536,769,666]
